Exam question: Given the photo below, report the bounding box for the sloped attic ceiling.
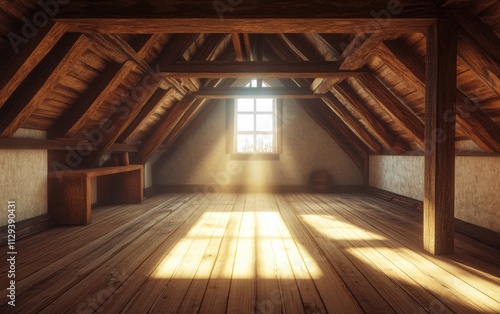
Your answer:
[0,0,499,171]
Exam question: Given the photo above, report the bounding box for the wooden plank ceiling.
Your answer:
[0,0,499,170]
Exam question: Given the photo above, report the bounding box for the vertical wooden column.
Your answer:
[424,19,457,255]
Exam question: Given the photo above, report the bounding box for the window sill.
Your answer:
[230,153,280,161]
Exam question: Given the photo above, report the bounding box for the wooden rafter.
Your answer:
[0,33,89,137]
[192,34,229,61]
[0,22,66,107]
[159,61,368,78]
[382,40,500,152]
[159,33,200,68]
[281,34,321,61]
[48,61,135,139]
[132,96,201,164]
[117,88,173,143]
[451,9,500,96]
[82,76,162,168]
[232,33,245,61]
[321,93,382,153]
[332,82,411,154]
[356,74,425,148]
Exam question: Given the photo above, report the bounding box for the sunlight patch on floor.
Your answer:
[154,211,323,279]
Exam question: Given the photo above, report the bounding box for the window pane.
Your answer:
[237,114,254,131]
[256,114,273,131]
[237,98,254,112]
[237,135,254,152]
[256,98,273,112]
[256,135,273,152]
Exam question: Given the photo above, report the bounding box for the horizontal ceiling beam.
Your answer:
[192,87,324,99]
[0,138,138,152]
[159,61,368,78]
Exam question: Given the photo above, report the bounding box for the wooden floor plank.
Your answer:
[1,192,499,314]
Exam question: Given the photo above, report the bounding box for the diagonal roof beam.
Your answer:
[321,93,382,153]
[82,75,162,168]
[131,95,201,164]
[0,33,88,137]
[312,32,393,94]
[192,34,230,61]
[381,39,500,152]
[0,22,66,107]
[331,82,411,154]
[356,74,425,148]
[48,61,135,139]
[117,88,174,144]
[451,9,500,96]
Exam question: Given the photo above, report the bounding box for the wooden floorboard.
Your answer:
[1,193,499,313]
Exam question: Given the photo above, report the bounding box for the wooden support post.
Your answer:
[424,19,457,255]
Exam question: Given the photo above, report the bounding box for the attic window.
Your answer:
[227,80,282,160]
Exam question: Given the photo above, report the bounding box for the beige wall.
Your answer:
[0,129,48,226]
[155,100,363,188]
[369,155,500,233]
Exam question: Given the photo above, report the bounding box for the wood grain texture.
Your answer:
[160,61,368,78]
[2,193,499,312]
[332,82,411,154]
[0,22,66,107]
[322,93,383,153]
[382,39,500,152]
[48,61,134,138]
[356,74,425,148]
[424,19,457,255]
[0,33,88,137]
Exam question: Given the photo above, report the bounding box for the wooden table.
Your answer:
[48,165,143,225]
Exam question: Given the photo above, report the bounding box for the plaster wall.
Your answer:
[155,100,363,188]
[369,155,500,233]
[0,129,48,226]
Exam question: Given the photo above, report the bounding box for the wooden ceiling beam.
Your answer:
[135,34,165,61]
[117,88,173,144]
[56,1,439,33]
[332,82,411,154]
[0,138,138,152]
[132,96,201,164]
[382,40,500,152]
[0,33,88,138]
[192,34,229,61]
[159,61,368,78]
[0,22,66,107]
[49,61,135,139]
[86,33,186,94]
[313,32,393,94]
[192,87,324,99]
[159,33,200,68]
[356,74,425,148]
[281,34,322,61]
[321,93,383,153]
[338,33,389,70]
[82,76,162,168]
[451,9,500,96]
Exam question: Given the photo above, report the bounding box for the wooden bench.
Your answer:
[48,165,143,225]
